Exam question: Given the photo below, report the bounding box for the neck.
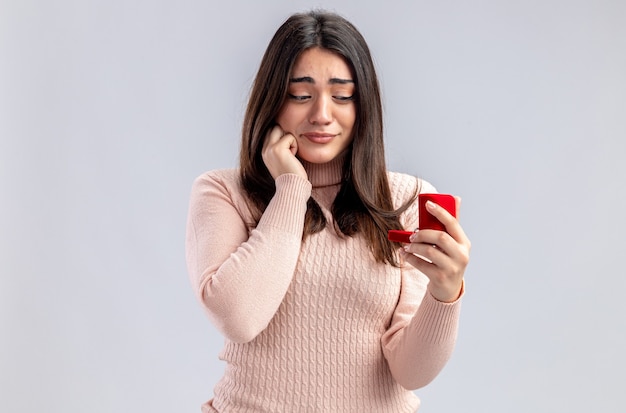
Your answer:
[300,152,347,188]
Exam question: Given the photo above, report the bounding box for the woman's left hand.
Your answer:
[401,197,471,302]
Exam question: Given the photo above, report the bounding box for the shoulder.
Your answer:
[387,171,437,201]
[194,168,239,183]
[190,168,247,206]
[188,168,256,223]
[192,168,240,191]
[387,171,438,230]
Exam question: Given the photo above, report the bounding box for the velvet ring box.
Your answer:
[388,193,457,243]
[418,193,456,231]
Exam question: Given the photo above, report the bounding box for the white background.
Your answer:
[2,0,625,412]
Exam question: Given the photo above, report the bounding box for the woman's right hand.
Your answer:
[262,125,307,180]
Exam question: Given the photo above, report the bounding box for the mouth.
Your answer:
[301,132,336,144]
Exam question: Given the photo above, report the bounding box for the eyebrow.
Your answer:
[289,76,354,85]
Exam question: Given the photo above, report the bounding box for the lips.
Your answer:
[302,132,336,144]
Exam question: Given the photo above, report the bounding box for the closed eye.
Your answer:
[333,95,354,102]
[288,94,311,101]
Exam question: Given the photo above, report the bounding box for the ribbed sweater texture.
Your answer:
[185,156,463,412]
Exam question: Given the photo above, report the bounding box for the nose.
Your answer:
[308,95,332,125]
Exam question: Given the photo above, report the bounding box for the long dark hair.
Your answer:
[239,10,416,266]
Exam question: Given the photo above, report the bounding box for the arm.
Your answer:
[381,266,463,390]
[185,171,311,343]
[381,174,469,389]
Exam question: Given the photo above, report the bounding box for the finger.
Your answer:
[279,132,298,156]
[402,242,468,291]
[425,201,470,246]
[402,248,437,273]
[263,125,284,151]
[454,196,462,219]
[410,229,470,264]
[289,135,298,155]
[401,249,454,286]
[404,240,448,265]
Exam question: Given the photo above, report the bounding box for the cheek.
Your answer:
[275,107,295,131]
[338,106,356,129]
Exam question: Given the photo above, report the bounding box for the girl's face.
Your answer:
[276,47,356,164]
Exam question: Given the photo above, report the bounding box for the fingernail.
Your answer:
[409,232,417,242]
[426,200,437,210]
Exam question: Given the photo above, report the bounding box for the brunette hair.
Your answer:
[239,10,415,266]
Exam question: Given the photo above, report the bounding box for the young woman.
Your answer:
[186,10,471,412]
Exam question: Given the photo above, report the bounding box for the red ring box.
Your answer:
[418,193,456,232]
[387,229,413,243]
[387,193,457,242]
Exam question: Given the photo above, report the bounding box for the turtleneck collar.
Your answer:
[300,151,347,188]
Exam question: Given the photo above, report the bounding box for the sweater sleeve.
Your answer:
[185,170,312,343]
[381,174,464,390]
[381,267,463,390]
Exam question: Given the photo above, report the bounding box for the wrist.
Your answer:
[428,279,464,303]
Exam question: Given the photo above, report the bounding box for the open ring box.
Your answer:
[388,193,456,243]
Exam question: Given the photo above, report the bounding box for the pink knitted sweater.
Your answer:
[185,156,463,412]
